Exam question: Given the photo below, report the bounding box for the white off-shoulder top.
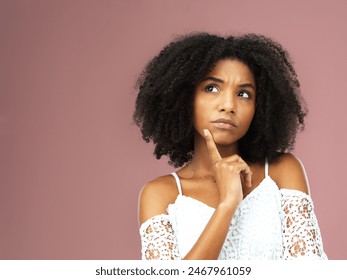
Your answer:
[139,159,327,260]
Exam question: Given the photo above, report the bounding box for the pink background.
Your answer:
[0,0,346,259]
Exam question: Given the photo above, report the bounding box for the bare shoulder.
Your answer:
[269,152,310,194]
[138,174,179,226]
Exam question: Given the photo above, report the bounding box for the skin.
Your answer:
[138,59,310,260]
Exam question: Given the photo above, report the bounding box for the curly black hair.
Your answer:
[133,32,307,168]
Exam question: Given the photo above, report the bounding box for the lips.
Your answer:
[211,118,237,130]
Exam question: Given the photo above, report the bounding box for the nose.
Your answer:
[218,91,236,113]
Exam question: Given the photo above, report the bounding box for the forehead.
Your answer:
[206,59,255,82]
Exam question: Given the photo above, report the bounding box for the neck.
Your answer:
[190,132,239,174]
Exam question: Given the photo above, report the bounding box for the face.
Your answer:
[193,59,256,146]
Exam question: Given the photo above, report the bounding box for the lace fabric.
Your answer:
[219,179,283,260]
[139,214,180,260]
[280,189,327,259]
[139,181,327,260]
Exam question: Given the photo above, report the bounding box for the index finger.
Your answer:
[203,129,222,165]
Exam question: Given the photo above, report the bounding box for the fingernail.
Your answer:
[203,129,208,136]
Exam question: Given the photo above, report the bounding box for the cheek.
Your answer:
[249,106,256,121]
[193,97,210,127]
[240,106,255,129]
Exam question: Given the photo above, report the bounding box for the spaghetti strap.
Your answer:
[171,172,182,195]
[264,158,269,177]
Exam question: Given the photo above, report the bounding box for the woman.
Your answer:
[133,33,327,260]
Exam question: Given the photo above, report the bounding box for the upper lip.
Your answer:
[211,118,237,127]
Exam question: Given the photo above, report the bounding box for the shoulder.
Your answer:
[138,174,179,226]
[269,152,309,194]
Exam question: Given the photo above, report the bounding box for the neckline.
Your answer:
[171,175,279,211]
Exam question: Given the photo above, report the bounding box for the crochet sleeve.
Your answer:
[280,189,328,259]
[139,214,181,260]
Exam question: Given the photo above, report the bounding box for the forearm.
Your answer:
[183,202,238,260]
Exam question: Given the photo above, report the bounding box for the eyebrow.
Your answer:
[202,76,256,90]
[202,76,224,83]
[239,83,256,91]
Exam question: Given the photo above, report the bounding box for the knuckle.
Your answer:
[214,160,222,168]
[232,154,241,160]
[227,164,239,173]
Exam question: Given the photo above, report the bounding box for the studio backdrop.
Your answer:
[0,0,346,259]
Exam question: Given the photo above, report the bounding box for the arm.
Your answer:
[183,129,251,259]
[138,177,181,260]
[272,153,327,259]
[182,202,238,259]
[281,189,327,259]
[139,129,252,260]
[139,179,240,260]
[139,214,180,260]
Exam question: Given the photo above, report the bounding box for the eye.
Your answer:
[237,91,251,99]
[204,85,219,93]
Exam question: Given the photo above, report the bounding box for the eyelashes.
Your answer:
[204,85,219,93]
[203,84,252,99]
[237,91,251,99]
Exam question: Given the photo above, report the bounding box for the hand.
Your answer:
[203,129,252,206]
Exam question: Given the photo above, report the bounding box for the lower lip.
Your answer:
[212,122,236,130]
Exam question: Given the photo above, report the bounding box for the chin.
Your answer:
[212,135,239,146]
[211,129,246,145]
